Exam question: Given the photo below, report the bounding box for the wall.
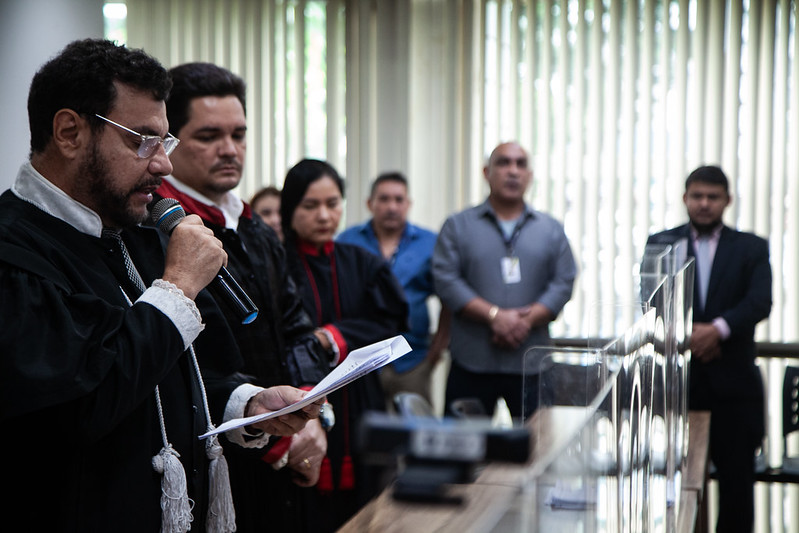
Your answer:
[0,0,104,191]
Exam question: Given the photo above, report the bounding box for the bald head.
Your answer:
[484,142,532,211]
[487,142,527,166]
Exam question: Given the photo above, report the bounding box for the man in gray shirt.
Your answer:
[432,141,576,419]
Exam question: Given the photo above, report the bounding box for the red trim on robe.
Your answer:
[297,239,335,256]
[260,435,291,464]
[322,324,348,365]
[155,179,254,224]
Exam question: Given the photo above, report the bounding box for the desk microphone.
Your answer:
[150,197,259,325]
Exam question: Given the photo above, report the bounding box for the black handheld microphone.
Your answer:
[150,197,259,325]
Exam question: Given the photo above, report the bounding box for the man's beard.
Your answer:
[689,217,722,234]
[377,214,404,231]
[78,143,160,228]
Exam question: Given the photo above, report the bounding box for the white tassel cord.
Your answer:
[117,290,194,532]
[205,437,236,532]
[152,443,194,533]
[188,345,236,532]
[121,285,235,531]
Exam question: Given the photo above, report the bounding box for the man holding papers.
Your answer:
[210,336,412,436]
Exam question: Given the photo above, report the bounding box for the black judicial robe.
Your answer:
[286,240,409,532]
[0,190,243,532]
[211,212,329,386]
[152,185,330,533]
[152,185,329,389]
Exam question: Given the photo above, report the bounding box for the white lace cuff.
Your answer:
[223,383,271,448]
[139,279,204,349]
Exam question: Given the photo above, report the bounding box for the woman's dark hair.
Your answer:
[27,39,171,155]
[280,158,345,243]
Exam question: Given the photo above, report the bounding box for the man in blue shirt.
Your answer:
[338,172,450,407]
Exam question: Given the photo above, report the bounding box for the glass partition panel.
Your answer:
[670,258,693,473]
[518,346,621,533]
[639,242,695,532]
[603,307,663,533]
[641,244,695,469]
[504,309,657,532]
[487,243,695,532]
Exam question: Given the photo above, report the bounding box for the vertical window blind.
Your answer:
[127,0,796,345]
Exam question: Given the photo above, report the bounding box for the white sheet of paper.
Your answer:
[200,335,411,439]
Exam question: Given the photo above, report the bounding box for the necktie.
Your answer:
[695,236,711,309]
[102,229,147,294]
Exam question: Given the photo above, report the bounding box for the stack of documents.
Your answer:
[201,335,411,439]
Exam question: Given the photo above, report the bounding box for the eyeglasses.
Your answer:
[94,114,179,158]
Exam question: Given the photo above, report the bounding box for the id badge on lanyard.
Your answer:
[497,214,525,285]
[501,256,521,284]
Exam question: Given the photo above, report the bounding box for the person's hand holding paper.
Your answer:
[206,335,411,439]
[244,386,327,436]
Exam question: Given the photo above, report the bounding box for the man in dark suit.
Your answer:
[647,165,772,533]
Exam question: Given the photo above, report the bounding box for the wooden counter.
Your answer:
[339,410,711,533]
[681,410,711,533]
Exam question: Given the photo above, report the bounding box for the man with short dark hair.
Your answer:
[432,141,577,419]
[338,172,449,406]
[0,40,320,532]
[155,61,331,532]
[647,165,772,533]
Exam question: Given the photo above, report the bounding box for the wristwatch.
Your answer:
[319,401,335,431]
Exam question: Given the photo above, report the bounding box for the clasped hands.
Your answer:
[690,322,722,363]
[490,303,550,349]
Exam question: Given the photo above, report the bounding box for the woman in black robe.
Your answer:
[281,159,409,531]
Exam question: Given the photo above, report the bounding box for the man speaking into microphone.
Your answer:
[0,39,322,532]
[151,62,333,533]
